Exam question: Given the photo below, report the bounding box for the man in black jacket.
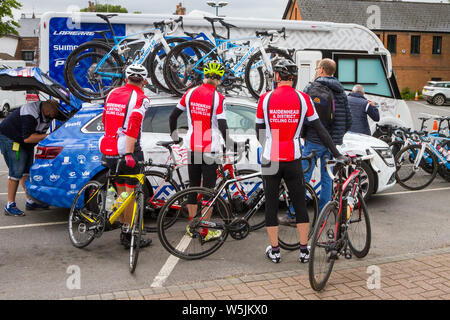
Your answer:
[295,59,351,215]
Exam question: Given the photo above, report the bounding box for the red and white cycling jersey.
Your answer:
[256,85,319,162]
[99,84,150,156]
[176,83,226,153]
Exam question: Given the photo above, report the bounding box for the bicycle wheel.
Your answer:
[157,187,230,260]
[308,200,339,292]
[68,180,105,248]
[232,169,266,231]
[163,40,217,96]
[278,182,319,250]
[129,186,144,273]
[347,192,371,258]
[64,41,124,101]
[147,37,188,94]
[395,144,438,190]
[244,48,297,100]
[437,140,450,182]
[144,170,180,232]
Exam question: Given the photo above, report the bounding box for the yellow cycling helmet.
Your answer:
[203,60,225,79]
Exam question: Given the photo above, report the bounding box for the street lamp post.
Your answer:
[206,1,228,16]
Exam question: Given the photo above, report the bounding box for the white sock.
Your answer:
[26,199,34,204]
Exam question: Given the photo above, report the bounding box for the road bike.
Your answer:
[68,158,151,273]
[64,13,185,101]
[309,154,373,291]
[156,147,319,260]
[163,16,295,99]
[143,139,267,232]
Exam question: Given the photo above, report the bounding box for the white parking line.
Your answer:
[0,192,25,196]
[0,221,66,230]
[376,186,450,197]
[151,234,192,288]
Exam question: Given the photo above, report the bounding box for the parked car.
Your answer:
[24,93,396,208]
[422,81,450,106]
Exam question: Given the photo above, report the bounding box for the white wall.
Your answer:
[0,36,19,57]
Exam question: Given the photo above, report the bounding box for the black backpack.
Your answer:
[306,81,335,127]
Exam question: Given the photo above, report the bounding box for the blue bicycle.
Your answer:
[64,14,186,101]
[163,16,295,99]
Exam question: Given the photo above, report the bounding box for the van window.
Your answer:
[83,115,104,133]
[336,55,392,97]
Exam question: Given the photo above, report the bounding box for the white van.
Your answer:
[0,60,28,117]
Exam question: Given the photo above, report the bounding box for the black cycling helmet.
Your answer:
[272,58,298,80]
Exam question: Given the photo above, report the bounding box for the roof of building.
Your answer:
[283,0,450,33]
[16,18,40,37]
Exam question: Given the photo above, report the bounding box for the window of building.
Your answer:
[336,55,392,97]
[21,51,34,61]
[432,36,442,55]
[411,35,421,54]
[386,35,397,54]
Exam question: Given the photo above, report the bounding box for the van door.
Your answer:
[295,51,322,91]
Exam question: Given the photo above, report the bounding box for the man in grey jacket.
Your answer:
[348,84,380,135]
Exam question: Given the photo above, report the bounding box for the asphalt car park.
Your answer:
[0,100,449,299]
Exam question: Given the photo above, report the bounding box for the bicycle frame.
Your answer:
[94,28,178,79]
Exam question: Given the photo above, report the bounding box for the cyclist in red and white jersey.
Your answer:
[99,64,151,249]
[169,60,240,242]
[256,58,346,263]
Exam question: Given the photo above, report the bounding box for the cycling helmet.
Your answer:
[272,58,298,80]
[125,64,148,80]
[203,60,225,80]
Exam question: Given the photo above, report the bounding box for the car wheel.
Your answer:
[432,94,446,106]
[1,104,10,117]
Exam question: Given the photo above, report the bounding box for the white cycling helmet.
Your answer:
[125,64,148,80]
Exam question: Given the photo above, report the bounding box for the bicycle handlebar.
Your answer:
[325,154,374,181]
[154,16,183,35]
[255,27,286,44]
[300,150,316,173]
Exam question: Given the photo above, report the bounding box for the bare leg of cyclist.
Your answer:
[297,223,309,246]
[266,226,279,247]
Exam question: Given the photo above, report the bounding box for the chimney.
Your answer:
[174,2,186,15]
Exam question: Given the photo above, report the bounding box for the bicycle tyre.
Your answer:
[163,40,217,96]
[308,200,339,292]
[144,170,181,232]
[347,192,371,258]
[68,180,105,248]
[395,144,438,190]
[278,182,319,250]
[65,41,124,102]
[129,186,144,273]
[147,37,189,94]
[244,48,296,100]
[437,140,450,182]
[157,186,230,260]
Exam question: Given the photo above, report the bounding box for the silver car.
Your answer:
[422,81,450,106]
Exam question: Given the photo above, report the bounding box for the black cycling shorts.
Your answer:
[187,152,218,204]
[101,151,144,188]
[262,159,309,227]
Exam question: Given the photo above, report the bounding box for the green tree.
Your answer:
[0,0,22,37]
[80,3,128,13]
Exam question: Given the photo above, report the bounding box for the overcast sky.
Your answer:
[12,0,449,20]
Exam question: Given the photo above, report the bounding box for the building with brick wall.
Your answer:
[283,0,450,93]
[0,14,40,66]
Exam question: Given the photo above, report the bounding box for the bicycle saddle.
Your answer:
[96,13,118,21]
[418,117,431,121]
[156,141,181,148]
[93,30,110,36]
[204,16,224,23]
[220,20,237,29]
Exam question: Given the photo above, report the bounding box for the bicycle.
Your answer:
[163,16,295,99]
[395,134,450,189]
[143,139,268,232]
[309,153,373,291]
[64,14,186,101]
[68,158,152,273]
[156,147,319,260]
